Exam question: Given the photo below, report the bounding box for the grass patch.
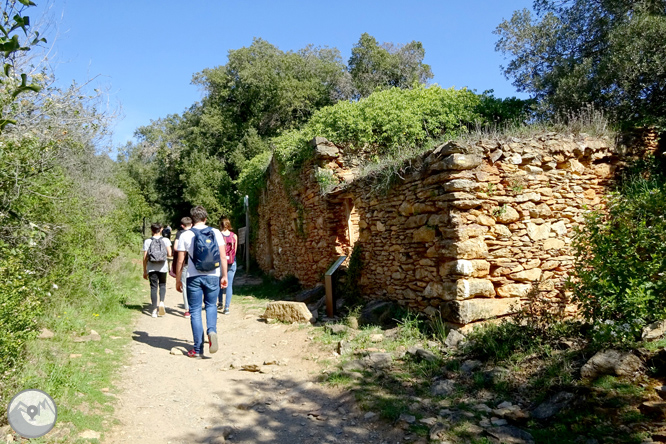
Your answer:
[2,252,144,443]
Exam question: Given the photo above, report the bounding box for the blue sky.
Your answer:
[34,0,533,149]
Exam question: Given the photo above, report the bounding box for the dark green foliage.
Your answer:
[475,90,536,126]
[570,155,666,346]
[348,33,433,99]
[496,0,666,128]
[341,245,363,306]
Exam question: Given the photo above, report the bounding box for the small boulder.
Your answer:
[531,392,574,420]
[580,349,642,380]
[444,329,467,348]
[398,413,416,424]
[262,301,315,324]
[415,348,438,363]
[642,320,666,341]
[431,379,457,397]
[364,353,393,369]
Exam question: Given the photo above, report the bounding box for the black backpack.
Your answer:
[147,237,168,263]
[190,227,221,272]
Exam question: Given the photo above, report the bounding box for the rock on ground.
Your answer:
[580,349,642,380]
[262,301,315,323]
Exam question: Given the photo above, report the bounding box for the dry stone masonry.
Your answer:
[256,133,618,329]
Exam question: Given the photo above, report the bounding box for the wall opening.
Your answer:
[343,198,359,247]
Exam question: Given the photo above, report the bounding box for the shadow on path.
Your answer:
[131,330,191,352]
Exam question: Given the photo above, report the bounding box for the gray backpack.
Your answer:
[147,237,167,262]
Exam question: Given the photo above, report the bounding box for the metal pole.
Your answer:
[244,195,250,274]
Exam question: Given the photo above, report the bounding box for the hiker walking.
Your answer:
[218,217,237,315]
[173,217,193,318]
[174,206,228,358]
[143,223,173,318]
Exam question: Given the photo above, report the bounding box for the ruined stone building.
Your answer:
[255,134,619,330]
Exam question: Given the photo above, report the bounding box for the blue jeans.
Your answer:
[219,261,236,309]
[186,275,220,354]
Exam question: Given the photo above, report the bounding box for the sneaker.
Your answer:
[184,311,191,318]
[208,332,219,354]
[151,309,158,318]
[187,349,202,359]
[158,301,166,316]
[223,308,230,315]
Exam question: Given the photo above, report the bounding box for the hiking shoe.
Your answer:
[184,311,191,318]
[223,308,230,315]
[158,302,166,316]
[187,349,202,359]
[151,309,158,318]
[208,332,219,354]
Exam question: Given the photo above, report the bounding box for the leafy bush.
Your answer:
[0,243,43,379]
[571,156,666,346]
[272,84,482,169]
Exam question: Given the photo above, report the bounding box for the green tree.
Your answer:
[495,0,666,127]
[348,33,433,99]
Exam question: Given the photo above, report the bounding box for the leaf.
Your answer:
[17,0,37,5]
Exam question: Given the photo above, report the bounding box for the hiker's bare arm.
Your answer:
[167,245,173,257]
[219,244,228,288]
[175,250,185,292]
[142,250,148,280]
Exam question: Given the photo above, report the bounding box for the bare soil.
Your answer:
[103,276,403,444]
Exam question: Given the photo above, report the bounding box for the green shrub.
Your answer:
[0,242,43,379]
[570,156,666,346]
[272,84,483,169]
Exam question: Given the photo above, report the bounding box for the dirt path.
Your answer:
[104,276,403,444]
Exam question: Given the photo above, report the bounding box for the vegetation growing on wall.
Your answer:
[571,155,666,346]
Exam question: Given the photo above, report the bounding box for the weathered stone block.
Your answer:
[443,237,489,259]
[263,301,315,323]
[543,238,566,250]
[444,278,496,300]
[413,226,436,243]
[440,259,490,277]
[526,222,551,241]
[496,283,532,298]
[441,297,521,324]
[509,268,542,282]
[494,206,520,223]
[435,154,483,171]
[444,179,477,192]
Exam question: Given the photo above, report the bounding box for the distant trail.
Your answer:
[104,277,400,444]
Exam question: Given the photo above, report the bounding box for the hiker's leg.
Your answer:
[186,276,205,354]
[202,275,220,335]
[148,272,159,311]
[224,261,236,310]
[181,268,189,311]
[157,272,167,303]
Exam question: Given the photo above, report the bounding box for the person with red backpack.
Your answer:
[218,217,237,314]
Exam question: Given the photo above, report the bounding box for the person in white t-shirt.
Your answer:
[142,223,173,318]
[175,206,228,359]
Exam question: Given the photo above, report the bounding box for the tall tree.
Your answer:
[348,33,433,99]
[495,0,666,127]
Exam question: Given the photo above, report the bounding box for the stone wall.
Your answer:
[255,134,619,328]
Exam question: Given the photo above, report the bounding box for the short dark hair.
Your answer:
[150,223,162,234]
[180,216,192,227]
[190,206,208,223]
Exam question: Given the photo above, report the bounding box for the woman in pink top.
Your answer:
[218,217,237,314]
